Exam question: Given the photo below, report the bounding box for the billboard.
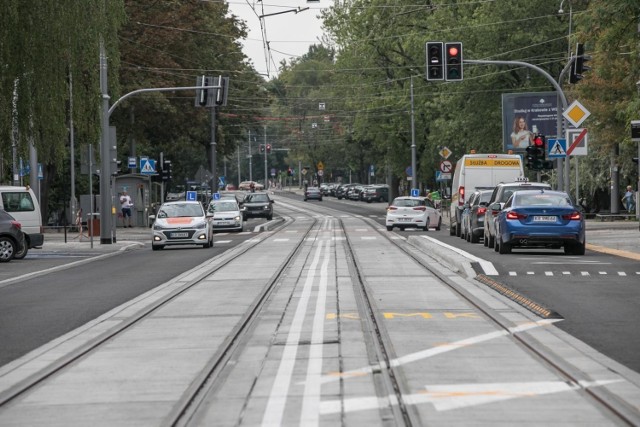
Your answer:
[502,92,558,152]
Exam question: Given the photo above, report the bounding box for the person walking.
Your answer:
[622,185,636,214]
[119,191,133,227]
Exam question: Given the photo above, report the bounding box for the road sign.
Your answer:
[212,192,221,200]
[318,170,324,177]
[38,163,43,180]
[436,171,451,181]
[547,138,567,158]
[632,120,640,142]
[440,160,453,173]
[411,188,420,197]
[128,157,137,168]
[439,146,452,159]
[317,161,324,170]
[140,158,156,174]
[563,100,591,128]
[186,191,197,201]
[566,128,588,156]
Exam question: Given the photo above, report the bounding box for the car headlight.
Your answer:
[263,205,270,210]
[194,221,207,229]
[234,215,241,221]
[153,223,168,230]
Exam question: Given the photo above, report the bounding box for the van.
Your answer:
[0,186,44,250]
[449,154,524,236]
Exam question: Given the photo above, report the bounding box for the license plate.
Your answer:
[217,221,232,225]
[398,218,412,222]
[533,216,556,222]
[171,232,189,238]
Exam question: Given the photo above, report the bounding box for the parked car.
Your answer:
[483,180,552,248]
[336,184,357,200]
[0,185,44,252]
[208,199,244,232]
[347,185,365,201]
[460,189,493,243]
[242,192,274,220]
[385,196,442,231]
[151,201,214,250]
[362,185,389,203]
[304,187,323,201]
[0,209,26,262]
[493,189,585,255]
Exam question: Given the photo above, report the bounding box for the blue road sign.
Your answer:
[547,138,567,158]
[411,188,420,197]
[186,191,197,201]
[140,158,156,174]
[128,157,137,168]
[212,192,221,201]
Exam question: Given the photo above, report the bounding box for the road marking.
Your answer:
[418,236,498,275]
[312,319,561,385]
[262,241,325,427]
[273,238,290,242]
[318,380,622,414]
[509,272,517,276]
[599,271,607,275]
[581,271,589,276]
[618,272,627,276]
[562,271,570,275]
[545,272,553,276]
[361,236,376,240]
[216,240,232,244]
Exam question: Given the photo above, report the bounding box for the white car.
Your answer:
[152,201,214,250]
[386,196,442,231]
[208,199,244,232]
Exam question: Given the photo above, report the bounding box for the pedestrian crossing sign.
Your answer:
[140,158,156,175]
[547,138,567,158]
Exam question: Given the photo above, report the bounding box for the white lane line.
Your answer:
[215,240,232,244]
[318,380,622,415]
[562,271,571,275]
[361,236,376,240]
[509,272,517,276]
[581,271,590,276]
[273,239,290,242]
[312,319,561,385]
[545,271,553,276]
[261,240,325,427]
[301,241,332,426]
[418,236,499,275]
[618,272,627,276]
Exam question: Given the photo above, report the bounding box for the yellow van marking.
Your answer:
[464,159,521,167]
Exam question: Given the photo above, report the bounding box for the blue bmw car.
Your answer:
[493,190,585,255]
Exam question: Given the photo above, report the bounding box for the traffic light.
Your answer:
[259,144,265,154]
[426,42,444,81]
[570,43,591,84]
[196,75,210,107]
[215,76,229,106]
[444,42,463,81]
[266,144,271,154]
[162,160,172,181]
[525,134,553,170]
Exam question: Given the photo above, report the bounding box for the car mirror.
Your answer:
[490,202,502,211]
[479,202,488,207]
[206,212,214,218]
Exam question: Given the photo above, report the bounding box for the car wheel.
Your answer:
[498,236,511,254]
[564,241,585,255]
[493,234,499,252]
[455,221,461,237]
[386,226,393,231]
[267,215,273,221]
[466,228,471,242]
[488,233,495,249]
[13,243,28,260]
[470,231,479,244]
[435,217,442,231]
[423,218,430,232]
[319,198,323,201]
[152,245,164,251]
[449,223,456,236]
[0,236,16,262]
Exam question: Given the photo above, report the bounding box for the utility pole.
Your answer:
[264,125,268,189]
[248,130,253,182]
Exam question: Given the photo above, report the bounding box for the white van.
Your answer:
[0,186,44,250]
[449,154,524,236]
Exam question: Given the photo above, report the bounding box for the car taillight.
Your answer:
[388,206,398,211]
[477,207,486,215]
[506,211,527,220]
[413,206,427,211]
[562,211,582,220]
[11,220,22,230]
[458,186,465,206]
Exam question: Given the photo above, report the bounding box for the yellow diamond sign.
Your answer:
[563,100,591,128]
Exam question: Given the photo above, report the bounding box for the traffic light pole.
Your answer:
[466,59,569,192]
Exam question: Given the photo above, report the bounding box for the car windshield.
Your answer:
[392,198,423,208]
[246,194,269,203]
[209,201,238,212]
[158,203,204,218]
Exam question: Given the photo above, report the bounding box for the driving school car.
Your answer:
[152,201,214,250]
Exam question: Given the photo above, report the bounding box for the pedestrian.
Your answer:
[621,185,636,213]
[119,190,133,227]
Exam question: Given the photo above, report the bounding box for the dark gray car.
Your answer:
[242,192,274,220]
[0,209,26,262]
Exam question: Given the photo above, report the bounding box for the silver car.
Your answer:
[152,201,214,250]
[208,199,244,232]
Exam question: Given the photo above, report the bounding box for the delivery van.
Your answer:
[449,154,524,236]
[0,185,44,251]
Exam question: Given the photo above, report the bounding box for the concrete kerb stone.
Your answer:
[407,235,477,279]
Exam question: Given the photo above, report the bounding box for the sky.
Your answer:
[226,0,328,78]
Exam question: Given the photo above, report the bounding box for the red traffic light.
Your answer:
[533,135,544,147]
[448,46,459,57]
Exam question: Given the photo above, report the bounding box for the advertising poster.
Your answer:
[502,92,558,152]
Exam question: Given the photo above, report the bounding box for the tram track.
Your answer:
[354,215,640,426]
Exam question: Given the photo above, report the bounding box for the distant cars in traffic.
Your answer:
[238,181,264,191]
[151,201,214,250]
[304,187,323,201]
[0,209,26,262]
[208,199,244,232]
[493,189,585,255]
[460,189,492,243]
[386,196,442,231]
[242,192,274,220]
[362,185,389,203]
